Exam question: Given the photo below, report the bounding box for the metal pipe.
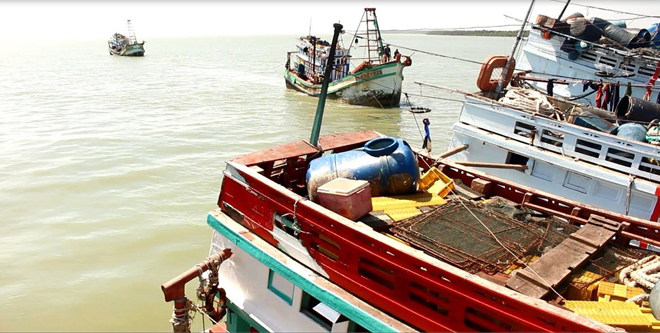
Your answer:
[437,144,469,159]
[557,0,572,21]
[496,0,536,95]
[161,248,233,302]
[454,161,528,170]
[310,23,343,147]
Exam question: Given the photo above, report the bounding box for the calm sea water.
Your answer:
[0,34,512,331]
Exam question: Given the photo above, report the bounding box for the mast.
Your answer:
[495,0,536,95]
[355,8,384,64]
[127,19,138,44]
[309,23,343,147]
[557,0,572,21]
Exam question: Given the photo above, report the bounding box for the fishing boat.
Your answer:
[161,23,660,333]
[108,20,145,57]
[403,1,659,223]
[516,1,660,106]
[283,8,412,107]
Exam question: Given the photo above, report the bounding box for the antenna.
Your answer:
[309,17,312,36]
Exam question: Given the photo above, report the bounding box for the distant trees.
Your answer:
[426,30,528,37]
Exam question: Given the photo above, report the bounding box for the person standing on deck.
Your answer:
[383,44,391,62]
[422,118,432,153]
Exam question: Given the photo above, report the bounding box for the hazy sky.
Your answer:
[1,1,659,41]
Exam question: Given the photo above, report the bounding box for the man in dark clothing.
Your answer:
[383,44,391,61]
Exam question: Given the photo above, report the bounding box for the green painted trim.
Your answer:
[267,269,294,305]
[283,63,400,96]
[207,213,397,333]
[226,299,268,333]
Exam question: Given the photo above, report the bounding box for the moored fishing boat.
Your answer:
[283,8,411,107]
[108,20,145,57]
[517,1,660,106]
[404,1,660,223]
[162,23,660,333]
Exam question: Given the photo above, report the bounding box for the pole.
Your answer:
[495,0,536,95]
[310,23,343,147]
[557,0,571,21]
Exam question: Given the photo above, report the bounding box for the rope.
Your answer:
[384,43,483,65]
[169,297,193,333]
[625,175,636,216]
[548,0,660,19]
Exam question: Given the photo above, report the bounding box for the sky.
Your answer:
[0,1,659,41]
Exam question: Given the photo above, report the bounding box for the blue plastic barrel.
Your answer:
[306,137,420,199]
[616,123,647,142]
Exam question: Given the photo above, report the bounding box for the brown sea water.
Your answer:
[0,34,512,331]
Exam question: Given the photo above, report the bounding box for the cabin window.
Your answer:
[606,148,634,168]
[506,152,529,172]
[563,172,591,194]
[540,129,564,147]
[575,139,601,158]
[513,122,536,139]
[639,156,660,176]
[531,160,554,182]
[268,270,294,305]
[300,292,348,331]
[639,65,656,76]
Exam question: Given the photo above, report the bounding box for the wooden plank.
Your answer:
[506,215,621,299]
[233,130,381,165]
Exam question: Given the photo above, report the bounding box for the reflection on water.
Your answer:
[0,34,512,331]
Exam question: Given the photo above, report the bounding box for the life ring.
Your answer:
[476,55,515,92]
[401,56,412,67]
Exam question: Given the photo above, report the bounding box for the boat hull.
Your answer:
[284,62,404,107]
[445,94,660,222]
[208,210,415,333]
[108,42,145,57]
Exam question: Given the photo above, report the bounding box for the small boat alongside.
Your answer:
[284,8,411,107]
[108,20,145,57]
[161,23,660,333]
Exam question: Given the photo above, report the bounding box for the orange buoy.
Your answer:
[476,56,516,92]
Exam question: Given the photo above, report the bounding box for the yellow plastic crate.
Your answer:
[566,270,602,301]
[563,300,659,331]
[597,281,645,302]
[418,167,454,197]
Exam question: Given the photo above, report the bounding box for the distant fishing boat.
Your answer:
[284,8,412,107]
[108,20,145,57]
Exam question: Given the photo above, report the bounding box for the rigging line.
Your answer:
[403,92,465,103]
[385,43,484,65]
[548,0,660,19]
[518,70,660,91]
